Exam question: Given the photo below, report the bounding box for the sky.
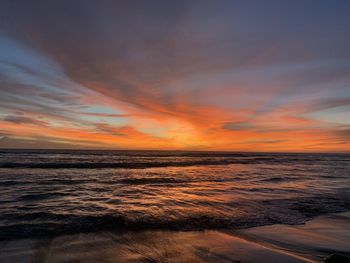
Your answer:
[0,0,349,152]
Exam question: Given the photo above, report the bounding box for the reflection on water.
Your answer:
[0,151,349,240]
[0,231,309,263]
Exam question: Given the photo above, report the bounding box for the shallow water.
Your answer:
[2,212,350,263]
[0,150,349,240]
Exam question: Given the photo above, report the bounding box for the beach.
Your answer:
[1,212,349,263]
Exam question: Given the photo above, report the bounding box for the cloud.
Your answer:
[223,122,254,131]
[0,1,349,151]
[306,98,350,113]
[93,123,126,136]
[0,136,100,150]
[3,115,48,126]
[334,128,350,140]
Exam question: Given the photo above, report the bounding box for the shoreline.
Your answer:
[1,212,349,263]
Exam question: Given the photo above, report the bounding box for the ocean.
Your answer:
[0,150,349,241]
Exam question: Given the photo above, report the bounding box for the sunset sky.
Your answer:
[0,0,349,151]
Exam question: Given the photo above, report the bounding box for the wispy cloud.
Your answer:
[0,1,349,151]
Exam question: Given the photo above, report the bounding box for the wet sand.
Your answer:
[1,212,349,263]
[238,211,350,262]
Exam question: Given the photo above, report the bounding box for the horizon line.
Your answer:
[0,148,349,155]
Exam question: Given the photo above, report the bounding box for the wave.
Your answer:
[0,160,234,169]
[0,156,345,169]
[0,213,294,241]
[118,177,189,185]
[1,150,349,169]
[16,192,68,201]
[1,195,349,241]
[257,176,302,183]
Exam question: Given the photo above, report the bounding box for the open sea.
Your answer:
[0,150,349,241]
